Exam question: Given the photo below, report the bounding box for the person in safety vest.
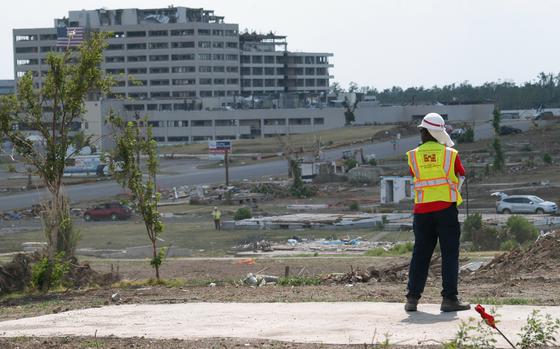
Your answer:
[404,113,470,313]
[212,206,222,230]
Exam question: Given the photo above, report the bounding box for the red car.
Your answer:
[83,203,132,221]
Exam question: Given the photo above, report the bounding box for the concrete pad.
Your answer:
[1,302,558,347]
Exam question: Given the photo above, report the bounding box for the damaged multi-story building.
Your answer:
[12,6,495,149]
[12,6,336,148]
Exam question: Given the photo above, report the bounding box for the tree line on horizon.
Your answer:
[331,72,560,110]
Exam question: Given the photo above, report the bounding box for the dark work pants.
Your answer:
[407,204,461,300]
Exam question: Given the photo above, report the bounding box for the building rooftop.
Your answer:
[56,6,228,28]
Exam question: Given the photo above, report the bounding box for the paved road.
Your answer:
[0,120,536,210]
[0,302,558,347]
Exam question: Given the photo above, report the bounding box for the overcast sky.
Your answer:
[2,0,559,89]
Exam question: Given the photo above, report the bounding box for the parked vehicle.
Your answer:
[83,202,132,221]
[495,194,558,214]
[499,125,522,135]
[450,128,466,139]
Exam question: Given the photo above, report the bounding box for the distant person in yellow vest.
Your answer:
[212,207,222,230]
[404,113,470,313]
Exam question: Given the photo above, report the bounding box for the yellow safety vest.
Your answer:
[213,210,221,219]
[406,141,463,206]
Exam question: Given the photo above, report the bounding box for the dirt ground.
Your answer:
[2,236,560,348]
[0,337,438,349]
[2,253,559,321]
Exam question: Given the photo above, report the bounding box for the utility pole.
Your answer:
[224,148,229,186]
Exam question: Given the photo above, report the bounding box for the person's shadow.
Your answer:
[401,311,459,324]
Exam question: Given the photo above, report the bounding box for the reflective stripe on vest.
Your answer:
[409,149,421,177]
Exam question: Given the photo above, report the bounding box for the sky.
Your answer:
[2,0,559,90]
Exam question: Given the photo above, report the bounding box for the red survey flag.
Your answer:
[475,304,496,328]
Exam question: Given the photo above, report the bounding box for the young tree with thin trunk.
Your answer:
[108,115,165,281]
[0,33,111,290]
[491,107,505,172]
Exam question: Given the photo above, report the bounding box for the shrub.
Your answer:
[233,207,252,221]
[390,241,414,254]
[289,184,317,198]
[517,310,560,349]
[31,252,70,291]
[471,225,502,251]
[368,158,377,166]
[505,215,538,244]
[462,213,482,242]
[349,201,360,211]
[500,239,519,251]
[6,164,16,173]
[343,158,358,171]
[543,153,552,164]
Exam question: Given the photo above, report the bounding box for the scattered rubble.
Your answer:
[159,183,272,206]
[224,213,411,230]
[324,256,443,284]
[242,273,279,287]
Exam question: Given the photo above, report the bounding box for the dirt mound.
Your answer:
[471,230,560,280]
[0,253,39,294]
[65,257,120,287]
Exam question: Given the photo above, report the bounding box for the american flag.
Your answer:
[56,26,85,47]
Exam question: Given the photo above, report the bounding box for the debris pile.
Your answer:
[325,257,442,284]
[470,230,560,280]
[65,257,121,288]
[0,253,37,294]
[233,240,274,253]
[226,213,410,230]
[160,183,270,206]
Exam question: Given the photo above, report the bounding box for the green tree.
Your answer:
[462,213,482,241]
[505,215,538,244]
[492,137,505,172]
[108,116,165,281]
[348,81,359,93]
[329,81,343,95]
[492,107,501,135]
[0,33,111,290]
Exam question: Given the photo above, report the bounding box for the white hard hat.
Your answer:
[418,113,454,147]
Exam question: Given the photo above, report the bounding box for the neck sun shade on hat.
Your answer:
[418,113,455,147]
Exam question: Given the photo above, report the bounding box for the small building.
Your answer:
[380,176,413,203]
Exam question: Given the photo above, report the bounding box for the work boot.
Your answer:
[441,298,471,312]
[404,296,418,312]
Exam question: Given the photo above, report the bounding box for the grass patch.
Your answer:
[161,125,393,155]
[3,220,400,257]
[112,278,188,288]
[277,276,322,286]
[80,339,103,349]
[364,241,414,256]
[470,297,535,305]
